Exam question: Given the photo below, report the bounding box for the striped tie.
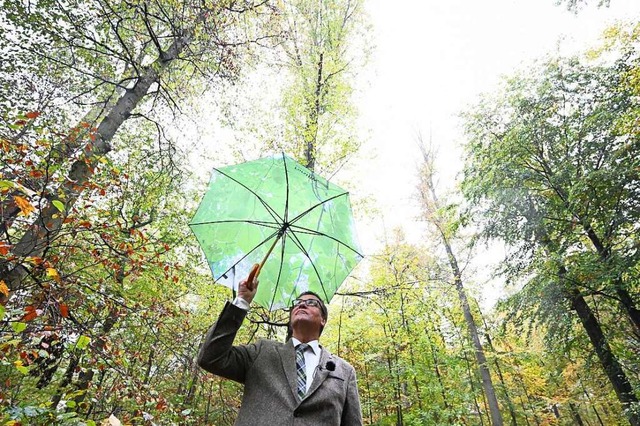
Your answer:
[295,343,308,399]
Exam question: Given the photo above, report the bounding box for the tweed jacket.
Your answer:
[197,302,363,426]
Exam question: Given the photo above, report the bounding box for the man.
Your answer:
[197,265,363,425]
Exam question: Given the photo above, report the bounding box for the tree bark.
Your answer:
[567,287,640,426]
[581,223,640,337]
[304,52,324,171]
[431,323,453,424]
[568,402,586,426]
[549,182,640,338]
[444,240,504,426]
[484,332,518,426]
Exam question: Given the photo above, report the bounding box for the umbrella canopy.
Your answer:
[189,154,363,310]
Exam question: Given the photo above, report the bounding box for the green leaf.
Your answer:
[66,400,77,408]
[76,335,91,349]
[0,305,5,319]
[0,180,35,196]
[56,412,80,420]
[52,200,65,212]
[0,180,14,190]
[12,322,26,333]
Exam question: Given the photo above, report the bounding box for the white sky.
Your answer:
[342,0,640,305]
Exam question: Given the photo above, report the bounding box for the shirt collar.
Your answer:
[291,337,320,355]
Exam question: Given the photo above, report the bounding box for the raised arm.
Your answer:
[197,265,260,383]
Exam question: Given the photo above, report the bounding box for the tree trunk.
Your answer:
[398,285,422,410]
[567,287,640,426]
[384,328,403,426]
[531,224,640,425]
[503,342,539,426]
[578,215,640,337]
[578,375,606,426]
[444,240,503,426]
[477,301,518,426]
[583,225,640,337]
[569,402,586,426]
[462,342,486,426]
[304,52,324,171]
[361,354,374,424]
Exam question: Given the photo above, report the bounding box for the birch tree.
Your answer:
[417,140,504,426]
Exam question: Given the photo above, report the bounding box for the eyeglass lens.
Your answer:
[292,299,320,308]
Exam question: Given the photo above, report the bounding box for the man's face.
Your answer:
[290,295,326,334]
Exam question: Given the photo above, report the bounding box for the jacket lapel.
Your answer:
[306,347,331,399]
[277,341,299,402]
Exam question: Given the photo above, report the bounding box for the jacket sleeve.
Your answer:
[197,301,259,384]
[341,365,363,426]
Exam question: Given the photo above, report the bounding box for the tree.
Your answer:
[216,0,369,176]
[0,112,208,423]
[461,49,640,424]
[278,0,369,172]
[417,139,505,426]
[198,0,370,348]
[0,0,280,293]
[332,232,496,424]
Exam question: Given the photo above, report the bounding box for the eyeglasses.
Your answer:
[291,298,322,309]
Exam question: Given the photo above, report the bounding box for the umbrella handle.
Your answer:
[248,235,281,285]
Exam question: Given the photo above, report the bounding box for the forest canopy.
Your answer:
[1,1,639,425]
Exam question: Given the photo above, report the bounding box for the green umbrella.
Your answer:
[189,154,363,310]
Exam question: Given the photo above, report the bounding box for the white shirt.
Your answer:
[232,297,321,393]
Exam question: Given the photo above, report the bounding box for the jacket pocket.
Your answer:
[327,374,345,381]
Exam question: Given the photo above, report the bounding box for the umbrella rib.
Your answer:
[215,229,280,283]
[213,167,284,224]
[286,229,331,302]
[287,223,364,258]
[288,192,348,226]
[283,153,290,224]
[268,231,288,311]
[190,219,282,230]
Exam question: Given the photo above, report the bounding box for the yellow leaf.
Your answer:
[46,268,61,283]
[0,280,8,297]
[14,195,35,216]
[13,359,28,374]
